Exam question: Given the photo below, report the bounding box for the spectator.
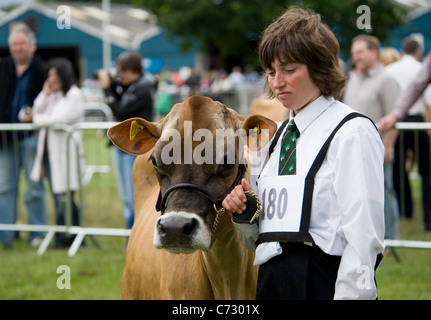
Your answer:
[379,50,431,129]
[244,64,261,83]
[343,35,401,241]
[0,22,47,249]
[200,69,218,96]
[380,47,401,66]
[227,66,245,90]
[28,58,84,248]
[98,51,156,230]
[209,70,233,102]
[184,67,201,96]
[384,37,431,229]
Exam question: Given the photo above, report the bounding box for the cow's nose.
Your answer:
[157,215,198,240]
[154,212,212,253]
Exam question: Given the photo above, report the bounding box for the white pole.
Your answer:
[102,0,112,69]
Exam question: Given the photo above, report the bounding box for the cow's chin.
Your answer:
[163,247,203,255]
[153,212,212,254]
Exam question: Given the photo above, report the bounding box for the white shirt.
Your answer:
[385,55,426,116]
[236,96,385,299]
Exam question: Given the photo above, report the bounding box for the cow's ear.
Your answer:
[108,117,160,155]
[242,114,278,151]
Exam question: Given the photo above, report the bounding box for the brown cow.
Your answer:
[108,95,277,299]
[249,94,289,122]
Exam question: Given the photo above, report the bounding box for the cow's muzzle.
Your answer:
[153,212,211,254]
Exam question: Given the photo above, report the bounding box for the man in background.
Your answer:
[97,51,156,231]
[343,35,400,241]
[0,22,47,249]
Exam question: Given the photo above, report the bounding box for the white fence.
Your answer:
[1,114,431,255]
[0,120,129,256]
[385,121,431,251]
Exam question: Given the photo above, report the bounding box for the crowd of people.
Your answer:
[156,65,262,98]
[150,65,264,117]
[0,11,430,274]
[0,22,158,250]
[0,22,85,249]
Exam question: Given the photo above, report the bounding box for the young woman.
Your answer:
[27,58,84,248]
[222,7,385,300]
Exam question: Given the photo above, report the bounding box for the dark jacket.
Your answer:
[0,55,45,123]
[104,73,157,122]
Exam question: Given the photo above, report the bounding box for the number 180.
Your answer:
[260,187,288,220]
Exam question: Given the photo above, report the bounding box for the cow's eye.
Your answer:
[150,154,170,177]
[150,154,159,172]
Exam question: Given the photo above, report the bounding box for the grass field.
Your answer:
[1,130,431,300]
[2,217,431,300]
[377,220,431,300]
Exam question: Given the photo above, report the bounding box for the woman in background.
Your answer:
[24,57,84,248]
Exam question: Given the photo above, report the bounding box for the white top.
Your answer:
[31,85,85,193]
[236,96,385,299]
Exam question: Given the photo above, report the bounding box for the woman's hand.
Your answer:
[222,178,252,216]
[42,80,53,96]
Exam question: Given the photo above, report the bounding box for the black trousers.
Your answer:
[256,243,341,300]
[393,114,431,229]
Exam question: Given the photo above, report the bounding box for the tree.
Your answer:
[132,0,409,69]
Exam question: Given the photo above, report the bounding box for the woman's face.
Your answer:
[46,68,62,92]
[266,60,321,115]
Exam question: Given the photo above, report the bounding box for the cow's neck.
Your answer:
[200,218,253,299]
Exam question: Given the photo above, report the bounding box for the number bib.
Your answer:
[256,175,305,234]
[253,112,373,246]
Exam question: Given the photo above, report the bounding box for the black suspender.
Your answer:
[256,119,289,182]
[256,112,375,246]
[268,119,289,158]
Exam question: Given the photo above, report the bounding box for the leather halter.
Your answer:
[155,162,247,215]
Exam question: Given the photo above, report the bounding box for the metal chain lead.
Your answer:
[211,190,262,236]
[244,190,262,224]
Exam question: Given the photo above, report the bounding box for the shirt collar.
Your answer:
[400,54,417,63]
[289,95,335,134]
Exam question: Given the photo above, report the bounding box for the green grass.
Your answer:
[378,247,431,300]
[376,176,431,300]
[1,129,126,300]
[0,237,125,300]
[1,131,431,299]
[3,218,431,300]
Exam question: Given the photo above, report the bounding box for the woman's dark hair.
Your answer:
[45,57,76,94]
[259,6,346,100]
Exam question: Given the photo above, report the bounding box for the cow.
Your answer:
[108,95,277,299]
[249,94,289,122]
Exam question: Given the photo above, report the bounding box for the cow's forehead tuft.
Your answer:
[162,97,229,132]
[187,95,213,109]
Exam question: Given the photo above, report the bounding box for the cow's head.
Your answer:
[108,95,277,254]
